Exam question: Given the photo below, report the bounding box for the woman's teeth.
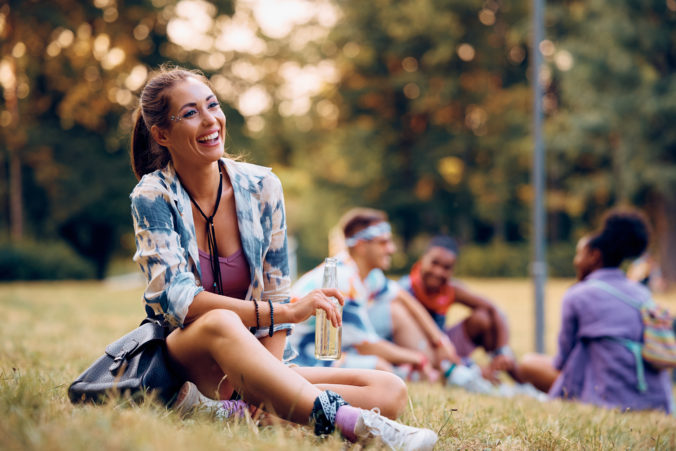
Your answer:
[198,131,219,142]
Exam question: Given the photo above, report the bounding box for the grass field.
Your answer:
[1,278,675,450]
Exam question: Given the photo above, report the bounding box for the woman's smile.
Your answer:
[197,129,221,146]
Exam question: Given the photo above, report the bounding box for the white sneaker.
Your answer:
[172,381,201,415]
[354,408,438,450]
[172,381,249,419]
[497,382,549,402]
[446,365,496,395]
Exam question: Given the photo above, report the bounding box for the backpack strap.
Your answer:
[586,279,654,309]
[587,279,650,393]
[610,337,647,392]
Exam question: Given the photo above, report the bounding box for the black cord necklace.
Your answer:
[186,163,224,295]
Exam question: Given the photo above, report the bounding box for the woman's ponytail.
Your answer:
[130,107,170,180]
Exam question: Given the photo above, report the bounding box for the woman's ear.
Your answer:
[150,124,170,148]
[589,247,603,268]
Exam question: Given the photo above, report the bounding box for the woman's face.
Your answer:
[157,77,226,168]
[573,236,598,281]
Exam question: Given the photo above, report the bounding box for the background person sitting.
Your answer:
[289,208,458,382]
[513,208,673,414]
[398,235,516,383]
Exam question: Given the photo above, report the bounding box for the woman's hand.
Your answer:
[287,288,345,326]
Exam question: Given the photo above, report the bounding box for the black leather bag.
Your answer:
[68,318,183,405]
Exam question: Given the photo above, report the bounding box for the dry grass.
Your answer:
[1,278,675,450]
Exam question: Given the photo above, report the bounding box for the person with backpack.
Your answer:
[514,208,674,413]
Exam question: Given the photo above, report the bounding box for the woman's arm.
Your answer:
[552,290,579,370]
[184,288,345,329]
[131,183,203,328]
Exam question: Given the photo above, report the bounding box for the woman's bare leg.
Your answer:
[292,366,408,419]
[512,353,559,393]
[167,309,321,423]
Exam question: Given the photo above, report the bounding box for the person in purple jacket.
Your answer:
[514,208,673,413]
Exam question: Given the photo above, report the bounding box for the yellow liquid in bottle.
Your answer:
[314,305,342,360]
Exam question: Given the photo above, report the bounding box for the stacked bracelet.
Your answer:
[250,299,260,334]
[267,299,274,337]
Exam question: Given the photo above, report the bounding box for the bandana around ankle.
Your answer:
[310,390,348,436]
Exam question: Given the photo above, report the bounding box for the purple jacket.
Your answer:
[550,268,673,413]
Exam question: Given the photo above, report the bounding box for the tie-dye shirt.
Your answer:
[288,251,398,366]
[130,157,292,338]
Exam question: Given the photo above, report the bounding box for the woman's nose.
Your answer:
[201,109,217,125]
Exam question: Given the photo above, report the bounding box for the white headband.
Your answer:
[345,222,391,247]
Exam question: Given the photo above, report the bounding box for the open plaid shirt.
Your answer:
[130,157,292,338]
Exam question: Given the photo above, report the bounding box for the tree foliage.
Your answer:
[1,0,674,281]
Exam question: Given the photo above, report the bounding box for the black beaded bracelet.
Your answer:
[268,299,274,337]
[250,299,259,334]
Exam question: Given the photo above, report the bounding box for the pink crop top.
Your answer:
[198,248,251,300]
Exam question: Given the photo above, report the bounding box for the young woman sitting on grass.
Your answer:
[128,65,438,449]
[514,208,673,414]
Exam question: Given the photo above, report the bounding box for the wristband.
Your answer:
[416,354,429,369]
[268,299,274,337]
[250,299,260,334]
[492,345,514,359]
[432,335,449,348]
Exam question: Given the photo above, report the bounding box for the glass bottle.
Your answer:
[314,257,342,360]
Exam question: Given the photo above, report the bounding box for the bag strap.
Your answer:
[609,337,647,392]
[586,279,654,310]
[588,280,653,392]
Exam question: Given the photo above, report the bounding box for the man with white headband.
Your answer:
[289,208,461,381]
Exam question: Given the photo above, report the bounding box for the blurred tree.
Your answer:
[545,0,676,282]
[0,0,237,278]
[2,0,674,281]
[258,0,534,271]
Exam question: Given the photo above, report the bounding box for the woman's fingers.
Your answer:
[320,288,345,306]
[314,290,342,327]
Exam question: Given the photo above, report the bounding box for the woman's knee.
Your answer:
[195,309,246,340]
[375,371,408,419]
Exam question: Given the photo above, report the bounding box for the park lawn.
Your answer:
[1,278,675,450]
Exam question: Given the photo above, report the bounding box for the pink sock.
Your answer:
[335,405,360,442]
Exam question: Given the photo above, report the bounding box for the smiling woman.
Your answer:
[125,65,438,449]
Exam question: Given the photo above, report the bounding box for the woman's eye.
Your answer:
[182,109,197,119]
[208,101,221,110]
